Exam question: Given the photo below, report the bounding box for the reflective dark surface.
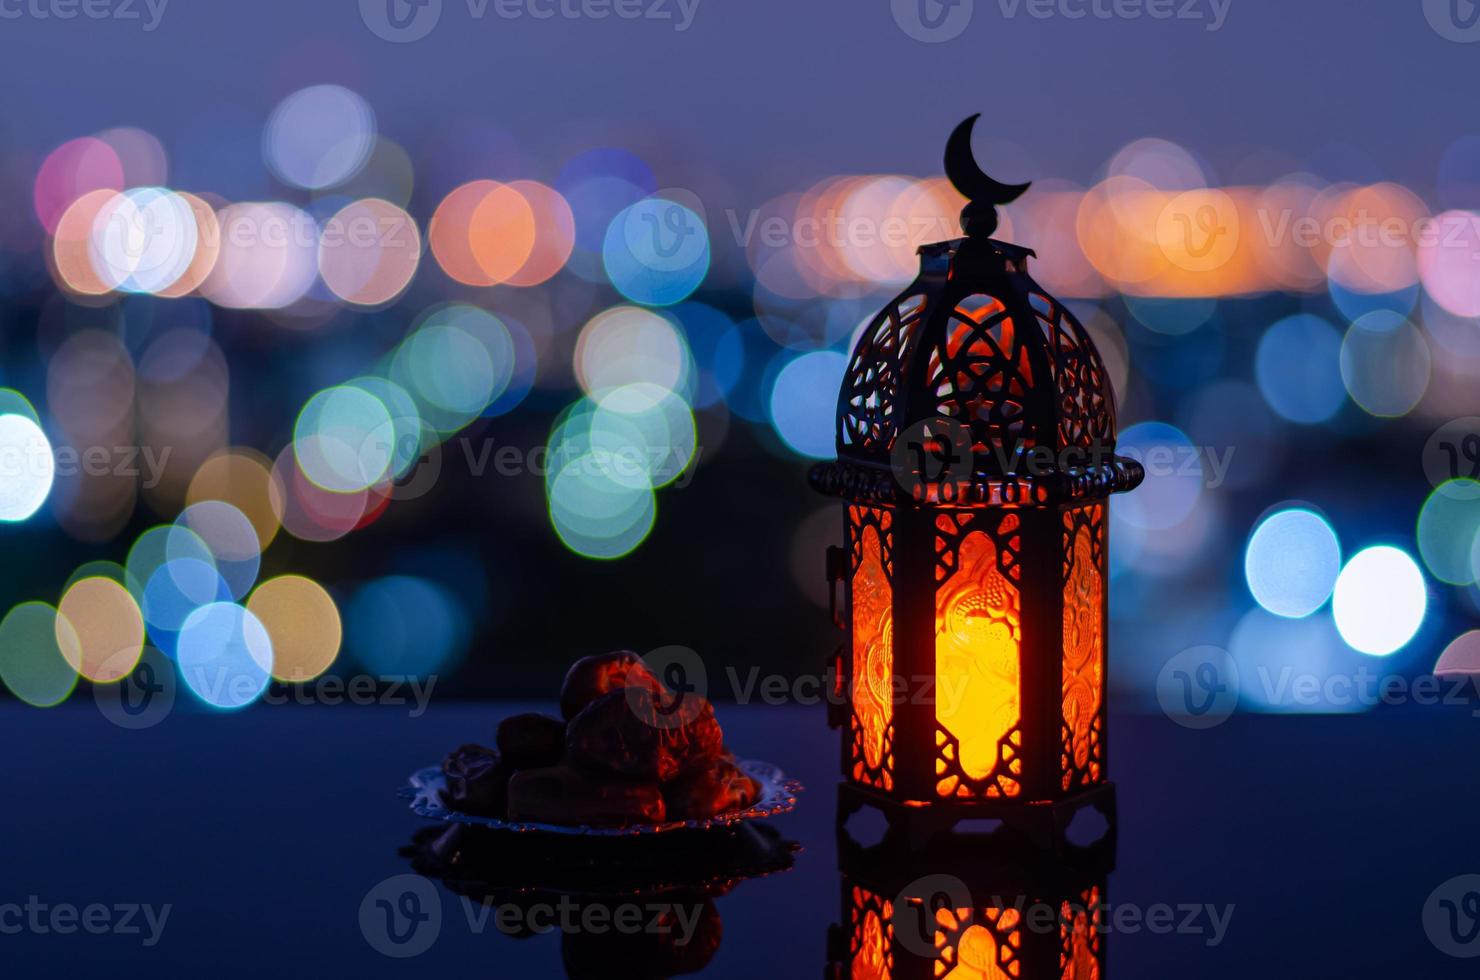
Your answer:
[3,701,1478,977]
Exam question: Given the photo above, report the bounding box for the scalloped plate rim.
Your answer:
[401,758,803,836]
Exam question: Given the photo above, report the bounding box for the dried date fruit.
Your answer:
[559,650,664,721]
[495,712,567,770]
[663,757,761,821]
[566,687,724,783]
[440,743,513,818]
[506,765,666,827]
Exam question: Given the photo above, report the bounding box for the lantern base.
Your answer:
[836,781,1116,857]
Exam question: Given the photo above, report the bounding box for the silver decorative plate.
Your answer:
[400,759,802,836]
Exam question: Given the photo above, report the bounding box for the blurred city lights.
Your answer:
[12,86,1480,719]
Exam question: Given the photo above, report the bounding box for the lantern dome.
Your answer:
[811,116,1144,508]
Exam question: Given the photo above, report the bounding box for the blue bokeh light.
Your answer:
[768,351,847,459]
[177,602,274,709]
[347,576,467,679]
[1244,508,1341,618]
[1255,314,1345,424]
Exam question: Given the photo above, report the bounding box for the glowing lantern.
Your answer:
[812,116,1144,847]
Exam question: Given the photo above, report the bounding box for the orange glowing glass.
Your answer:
[849,506,895,791]
[935,523,1020,799]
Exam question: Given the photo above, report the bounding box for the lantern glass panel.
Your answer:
[934,511,1024,800]
[1060,505,1106,792]
[849,885,894,980]
[850,504,895,792]
[1058,886,1104,980]
[935,906,1022,979]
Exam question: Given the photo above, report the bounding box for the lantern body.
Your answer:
[813,235,1143,845]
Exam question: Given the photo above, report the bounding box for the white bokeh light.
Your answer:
[0,414,55,522]
[1332,546,1427,656]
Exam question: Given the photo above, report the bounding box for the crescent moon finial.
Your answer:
[945,114,1030,238]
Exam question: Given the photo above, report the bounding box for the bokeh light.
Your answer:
[1339,311,1431,418]
[248,575,342,683]
[201,202,319,309]
[176,501,262,600]
[1332,546,1427,656]
[547,454,657,560]
[0,603,78,707]
[186,449,281,550]
[1243,508,1341,618]
[89,187,199,294]
[575,305,692,401]
[1255,314,1345,424]
[1433,630,1480,678]
[318,198,420,306]
[603,197,710,305]
[294,385,396,494]
[34,137,123,234]
[0,414,55,521]
[1416,481,1480,586]
[389,309,514,434]
[176,602,274,709]
[56,576,144,683]
[347,576,465,679]
[1114,422,1203,531]
[264,85,376,190]
[769,351,847,459]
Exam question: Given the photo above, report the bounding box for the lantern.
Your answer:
[812,115,1144,848]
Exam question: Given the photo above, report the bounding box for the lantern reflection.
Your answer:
[829,839,1111,980]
